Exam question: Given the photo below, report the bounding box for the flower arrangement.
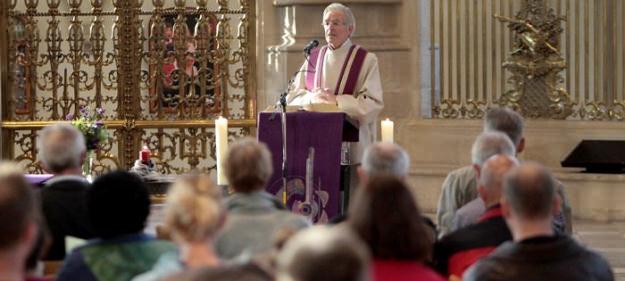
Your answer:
[67,107,109,151]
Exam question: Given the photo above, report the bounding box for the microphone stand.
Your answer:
[279,90,288,206]
[276,42,319,206]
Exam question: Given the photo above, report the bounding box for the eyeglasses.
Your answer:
[322,21,346,28]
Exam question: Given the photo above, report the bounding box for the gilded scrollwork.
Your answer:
[495,0,573,119]
[608,102,625,121]
[578,102,608,121]
[432,0,585,120]
[433,99,488,120]
[574,101,625,121]
[2,0,255,174]
[465,100,488,119]
[13,130,43,174]
[435,99,461,119]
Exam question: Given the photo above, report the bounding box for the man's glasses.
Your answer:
[322,21,346,28]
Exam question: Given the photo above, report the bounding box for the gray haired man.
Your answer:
[37,123,95,260]
[333,142,436,239]
[437,108,571,236]
[358,141,410,182]
[437,129,516,236]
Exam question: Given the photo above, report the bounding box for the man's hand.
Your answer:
[311,88,337,104]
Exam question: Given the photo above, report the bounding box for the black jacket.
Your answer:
[434,205,512,277]
[39,176,95,260]
[463,235,614,281]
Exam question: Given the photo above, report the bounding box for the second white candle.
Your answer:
[215,116,229,185]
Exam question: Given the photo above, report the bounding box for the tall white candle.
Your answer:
[381,118,394,143]
[215,116,228,185]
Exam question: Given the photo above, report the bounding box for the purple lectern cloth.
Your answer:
[25,174,54,186]
[258,111,348,222]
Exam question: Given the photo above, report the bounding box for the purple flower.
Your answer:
[87,139,99,150]
[96,108,105,115]
[96,120,104,127]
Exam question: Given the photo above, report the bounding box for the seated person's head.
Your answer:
[477,154,519,207]
[471,131,516,169]
[360,142,410,183]
[484,108,525,153]
[276,226,370,281]
[164,174,224,244]
[162,263,272,281]
[348,175,432,261]
[88,171,150,239]
[225,138,273,193]
[37,123,86,174]
[502,163,560,230]
[0,163,38,262]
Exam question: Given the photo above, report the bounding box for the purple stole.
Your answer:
[305,44,368,96]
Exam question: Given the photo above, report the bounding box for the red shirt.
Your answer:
[373,260,445,281]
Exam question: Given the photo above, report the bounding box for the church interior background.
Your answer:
[2,1,625,269]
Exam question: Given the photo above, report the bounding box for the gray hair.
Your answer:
[277,226,370,281]
[484,108,524,146]
[471,131,515,166]
[361,142,410,178]
[503,162,556,220]
[323,3,356,34]
[38,123,86,173]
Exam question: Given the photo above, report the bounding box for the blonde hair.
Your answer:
[164,174,224,243]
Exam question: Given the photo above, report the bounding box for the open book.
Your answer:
[302,103,341,112]
[263,103,341,113]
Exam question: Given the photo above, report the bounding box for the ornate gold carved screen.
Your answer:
[428,0,625,120]
[0,0,256,174]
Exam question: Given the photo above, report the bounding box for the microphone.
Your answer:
[269,39,320,120]
[303,39,319,55]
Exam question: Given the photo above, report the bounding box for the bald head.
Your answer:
[478,154,519,207]
[503,163,556,221]
[361,142,410,178]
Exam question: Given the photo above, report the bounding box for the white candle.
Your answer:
[215,116,228,185]
[381,118,394,143]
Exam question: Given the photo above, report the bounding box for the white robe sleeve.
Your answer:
[286,62,314,106]
[335,53,384,125]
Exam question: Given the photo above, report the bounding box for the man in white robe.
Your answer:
[287,2,384,166]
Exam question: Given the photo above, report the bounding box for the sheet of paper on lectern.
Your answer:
[303,103,341,112]
[261,105,302,112]
[262,104,340,112]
